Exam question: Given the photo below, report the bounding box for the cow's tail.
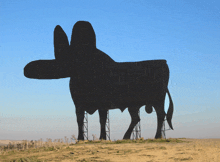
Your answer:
[166,88,174,130]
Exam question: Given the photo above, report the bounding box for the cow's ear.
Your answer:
[54,25,70,61]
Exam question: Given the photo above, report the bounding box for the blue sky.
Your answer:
[1,0,220,142]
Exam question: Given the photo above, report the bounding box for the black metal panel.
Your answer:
[24,21,174,141]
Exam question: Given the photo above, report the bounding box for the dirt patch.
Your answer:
[0,138,219,162]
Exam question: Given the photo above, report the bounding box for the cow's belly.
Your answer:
[70,77,167,112]
[72,86,165,108]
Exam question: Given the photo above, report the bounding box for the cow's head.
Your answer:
[24,21,97,79]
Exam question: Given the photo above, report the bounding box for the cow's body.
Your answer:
[24,21,174,140]
[70,59,168,112]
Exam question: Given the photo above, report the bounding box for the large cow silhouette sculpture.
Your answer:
[24,21,174,140]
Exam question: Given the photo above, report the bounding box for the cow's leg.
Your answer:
[123,107,140,140]
[154,102,166,139]
[76,107,84,140]
[98,109,107,140]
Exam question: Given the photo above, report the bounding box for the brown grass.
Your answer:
[0,136,219,162]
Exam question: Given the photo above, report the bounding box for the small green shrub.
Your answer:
[159,146,166,150]
[44,146,55,151]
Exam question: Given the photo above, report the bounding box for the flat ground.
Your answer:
[0,138,219,162]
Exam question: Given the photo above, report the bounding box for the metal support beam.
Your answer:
[83,111,88,140]
[161,114,173,139]
[106,110,110,140]
[132,109,141,140]
[161,120,166,139]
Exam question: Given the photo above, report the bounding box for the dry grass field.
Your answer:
[0,136,219,162]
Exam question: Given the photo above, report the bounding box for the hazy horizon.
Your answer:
[1,0,219,142]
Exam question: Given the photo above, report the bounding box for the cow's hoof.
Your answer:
[99,137,106,140]
[78,136,84,141]
[123,136,130,140]
[155,135,162,139]
[123,138,130,140]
